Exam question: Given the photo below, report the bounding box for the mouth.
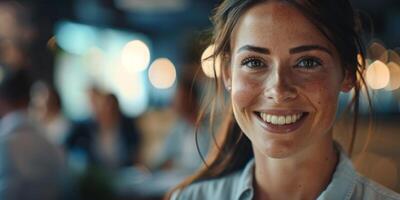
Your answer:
[254,111,309,134]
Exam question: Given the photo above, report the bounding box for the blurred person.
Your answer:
[120,76,212,199]
[29,81,71,147]
[66,88,141,170]
[93,93,141,169]
[0,69,64,200]
[152,78,210,174]
[0,1,35,70]
[66,89,142,199]
[151,33,212,175]
[169,0,400,200]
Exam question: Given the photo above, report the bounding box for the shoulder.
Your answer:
[170,159,256,200]
[352,173,400,200]
[2,127,62,159]
[323,144,400,200]
[170,171,242,200]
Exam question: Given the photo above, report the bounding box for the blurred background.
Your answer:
[0,0,399,199]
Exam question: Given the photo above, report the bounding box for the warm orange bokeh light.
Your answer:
[148,58,176,89]
[201,44,221,78]
[121,40,150,72]
[366,60,390,90]
[385,62,400,91]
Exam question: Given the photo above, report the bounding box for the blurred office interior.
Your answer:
[0,0,399,199]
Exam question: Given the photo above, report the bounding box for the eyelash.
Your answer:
[295,57,323,70]
[240,56,266,69]
[239,56,323,71]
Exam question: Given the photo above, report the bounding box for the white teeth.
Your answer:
[260,112,304,125]
[271,115,278,124]
[278,116,285,125]
[285,115,292,124]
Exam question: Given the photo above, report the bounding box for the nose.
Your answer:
[263,69,298,103]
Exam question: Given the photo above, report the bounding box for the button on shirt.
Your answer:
[171,148,400,200]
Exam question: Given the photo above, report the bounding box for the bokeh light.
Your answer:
[54,22,151,119]
[201,44,221,78]
[385,62,400,91]
[55,22,96,55]
[388,50,400,64]
[84,47,105,77]
[148,58,176,89]
[55,52,92,120]
[366,60,390,90]
[112,61,148,116]
[121,40,150,72]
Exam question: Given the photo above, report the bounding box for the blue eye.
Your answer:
[296,57,322,70]
[241,57,265,69]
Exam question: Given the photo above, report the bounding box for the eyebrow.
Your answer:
[289,45,332,55]
[237,45,270,54]
[236,44,332,56]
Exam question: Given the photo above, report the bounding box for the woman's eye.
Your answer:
[295,57,322,70]
[241,57,265,69]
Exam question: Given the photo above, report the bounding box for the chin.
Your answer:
[257,141,300,159]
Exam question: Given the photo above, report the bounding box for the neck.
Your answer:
[253,134,338,200]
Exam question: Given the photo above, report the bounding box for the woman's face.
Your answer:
[226,2,351,158]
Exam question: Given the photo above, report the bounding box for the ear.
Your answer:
[341,70,354,93]
[222,63,232,92]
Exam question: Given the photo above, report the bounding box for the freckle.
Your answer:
[298,184,302,188]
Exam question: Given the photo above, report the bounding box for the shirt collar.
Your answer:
[317,144,356,200]
[235,158,255,200]
[235,143,357,200]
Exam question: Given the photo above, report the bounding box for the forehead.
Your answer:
[231,2,334,53]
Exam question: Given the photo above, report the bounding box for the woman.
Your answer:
[169,0,400,199]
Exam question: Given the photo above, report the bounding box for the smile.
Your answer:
[260,112,303,125]
[254,111,309,133]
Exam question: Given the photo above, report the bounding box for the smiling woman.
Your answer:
[167,0,400,200]
[227,2,349,160]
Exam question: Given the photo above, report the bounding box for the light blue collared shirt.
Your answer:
[171,148,400,200]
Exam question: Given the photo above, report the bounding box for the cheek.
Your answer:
[296,72,342,104]
[302,76,342,122]
[231,72,263,108]
[311,81,337,103]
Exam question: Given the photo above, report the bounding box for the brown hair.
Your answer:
[167,0,371,197]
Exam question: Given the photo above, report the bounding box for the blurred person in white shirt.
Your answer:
[0,69,65,200]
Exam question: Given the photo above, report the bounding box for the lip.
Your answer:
[254,111,309,134]
[256,109,306,115]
